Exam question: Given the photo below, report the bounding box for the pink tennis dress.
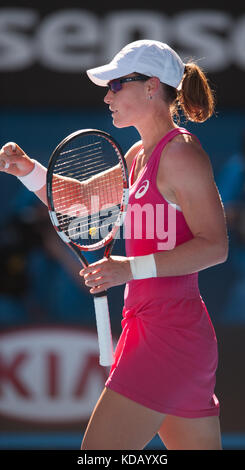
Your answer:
[105,127,220,418]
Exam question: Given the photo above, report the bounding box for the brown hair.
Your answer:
[163,62,215,123]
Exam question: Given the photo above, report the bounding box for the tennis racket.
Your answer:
[46,129,129,366]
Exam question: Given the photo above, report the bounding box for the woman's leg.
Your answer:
[158,414,222,450]
[81,387,165,450]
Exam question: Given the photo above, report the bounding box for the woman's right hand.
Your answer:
[0,142,35,177]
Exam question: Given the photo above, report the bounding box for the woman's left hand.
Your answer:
[79,256,133,294]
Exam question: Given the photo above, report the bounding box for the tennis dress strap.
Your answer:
[129,127,194,187]
[148,127,193,181]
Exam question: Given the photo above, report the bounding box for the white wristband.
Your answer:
[129,254,157,280]
[18,159,47,191]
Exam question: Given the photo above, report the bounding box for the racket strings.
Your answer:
[53,172,123,213]
[59,208,121,240]
[55,180,122,225]
[56,198,121,243]
[51,136,126,246]
[55,153,109,179]
[56,203,121,223]
[59,140,101,155]
[51,168,123,194]
[56,142,116,179]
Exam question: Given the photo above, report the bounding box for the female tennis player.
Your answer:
[0,39,228,450]
[80,40,228,450]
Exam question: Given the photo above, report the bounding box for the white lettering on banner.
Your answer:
[174,10,233,72]
[37,10,99,71]
[0,328,108,423]
[232,16,245,68]
[0,8,244,72]
[0,8,38,70]
[103,11,169,60]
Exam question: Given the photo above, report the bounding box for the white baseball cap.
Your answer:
[86,40,185,89]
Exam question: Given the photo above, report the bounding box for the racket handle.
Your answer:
[93,295,114,366]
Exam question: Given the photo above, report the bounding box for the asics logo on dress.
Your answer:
[135,180,150,199]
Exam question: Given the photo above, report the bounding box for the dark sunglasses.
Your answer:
[107,76,149,93]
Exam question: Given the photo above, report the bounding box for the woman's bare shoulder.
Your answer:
[161,134,213,181]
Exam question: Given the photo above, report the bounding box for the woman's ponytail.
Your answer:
[177,62,215,123]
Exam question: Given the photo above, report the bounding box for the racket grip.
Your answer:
[93,294,114,366]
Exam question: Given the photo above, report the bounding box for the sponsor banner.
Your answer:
[0,4,244,107]
[0,327,109,425]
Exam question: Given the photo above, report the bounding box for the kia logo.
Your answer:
[0,327,109,423]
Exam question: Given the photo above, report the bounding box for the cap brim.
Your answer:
[86,62,131,87]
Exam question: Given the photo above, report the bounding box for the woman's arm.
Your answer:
[154,137,228,275]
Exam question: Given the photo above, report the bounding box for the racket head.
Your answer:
[46,129,129,255]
